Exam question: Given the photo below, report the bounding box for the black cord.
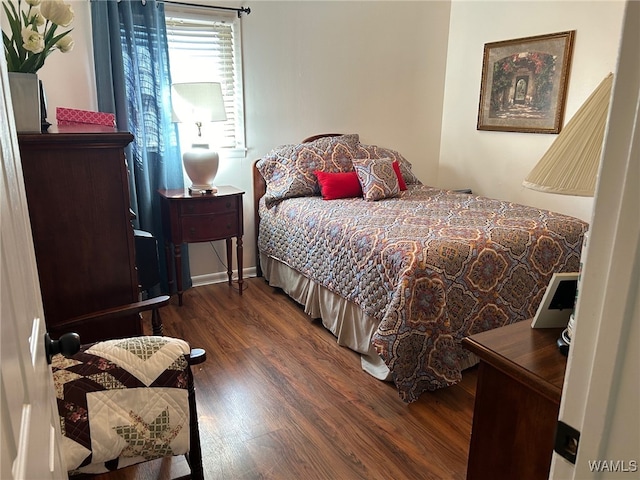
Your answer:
[209,242,248,293]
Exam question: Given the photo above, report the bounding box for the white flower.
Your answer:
[3,0,75,73]
[56,34,73,53]
[21,27,44,54]
[29,10,46,27]
[40,0,74,27]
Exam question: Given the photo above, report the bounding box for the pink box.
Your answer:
[56,107,116,127]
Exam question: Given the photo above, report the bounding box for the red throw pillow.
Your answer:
[392,160,407,191]
[314,170,363,200]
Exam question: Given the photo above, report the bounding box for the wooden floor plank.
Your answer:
[90,277,476,479]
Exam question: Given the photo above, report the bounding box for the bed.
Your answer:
[252,134,587,403]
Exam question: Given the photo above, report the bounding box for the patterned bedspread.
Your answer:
[258,185,587,402]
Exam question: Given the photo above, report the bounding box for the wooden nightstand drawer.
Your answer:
[179,197,238,216]
[181,212,239,243]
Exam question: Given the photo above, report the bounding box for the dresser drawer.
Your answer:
[179,197,238,216]
[181,212,239,242]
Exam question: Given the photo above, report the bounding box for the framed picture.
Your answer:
[531,272,579,328]
[477,31,575,134]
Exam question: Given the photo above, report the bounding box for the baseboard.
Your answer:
[191,267,257,288]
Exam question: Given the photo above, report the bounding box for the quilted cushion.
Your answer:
[353,143,421,185]
[52,336,192,475]
[257,134,360,207]
[353,157,400,201]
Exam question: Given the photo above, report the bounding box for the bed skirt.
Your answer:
[260,253,392,380]
[260,253,481,384]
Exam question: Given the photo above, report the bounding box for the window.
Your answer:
[165,6,245,156]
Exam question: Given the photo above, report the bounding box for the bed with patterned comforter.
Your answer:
[255,134,587,403]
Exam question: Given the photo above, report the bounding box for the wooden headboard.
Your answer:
[252,133,342,276]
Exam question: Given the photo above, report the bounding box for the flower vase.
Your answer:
[8,72,42,133]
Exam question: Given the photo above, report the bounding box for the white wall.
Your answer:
[38,0,96,114]
[439,0,626,222]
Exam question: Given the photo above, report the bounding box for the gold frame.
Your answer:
[477,31,575,134]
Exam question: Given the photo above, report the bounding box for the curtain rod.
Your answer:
[160,1,250,17]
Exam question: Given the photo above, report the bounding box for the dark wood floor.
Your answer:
[95,277,477,480]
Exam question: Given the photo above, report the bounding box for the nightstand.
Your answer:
[159,186,244,305]
[462,321,567,480]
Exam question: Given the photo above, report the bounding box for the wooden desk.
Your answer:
[462,321,567,480]
[159,186,244,305]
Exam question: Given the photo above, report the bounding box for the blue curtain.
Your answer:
[90,0,190,293]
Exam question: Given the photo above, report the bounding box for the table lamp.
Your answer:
[523,73,613,354]
[172,82,227,194]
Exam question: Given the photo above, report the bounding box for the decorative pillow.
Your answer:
[256,134,360,207]
[392,161,407,191]
[315,170,363,200]
[354,144,421,185]
[353,158,400,201]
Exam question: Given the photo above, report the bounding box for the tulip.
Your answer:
[29,10,46,27]
[3,0,75,73]
[56,34,74,53]
[21,27,44,54]
[40,0,74,27]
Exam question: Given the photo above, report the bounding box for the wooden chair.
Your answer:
[48,297,205,479]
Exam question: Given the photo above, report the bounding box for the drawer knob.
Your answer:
[189,227,196,235]
[226,201,231,209]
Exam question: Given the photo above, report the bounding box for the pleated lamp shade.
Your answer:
[523,73,613,196]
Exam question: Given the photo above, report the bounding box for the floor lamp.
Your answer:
[172,82,227,194]
[523,73,613,354]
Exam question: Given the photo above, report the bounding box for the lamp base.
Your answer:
[557,328,571,356]
[183,144,219,195]
[557,311,576,356]
[188,184,218,195]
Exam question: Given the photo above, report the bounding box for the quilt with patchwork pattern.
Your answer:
[258,185,587,402]
[52,336,192,474]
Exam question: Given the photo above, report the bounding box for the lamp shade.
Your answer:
[523,73,613,196]
[171,82,227,124]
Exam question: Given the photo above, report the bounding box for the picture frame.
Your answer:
[531,272,579,329]
[477,30,575,134]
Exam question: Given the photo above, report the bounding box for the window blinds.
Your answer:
[165,13,244,150]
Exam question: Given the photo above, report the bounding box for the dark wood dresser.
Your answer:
[18,125,141,343]
[462,320,567,480]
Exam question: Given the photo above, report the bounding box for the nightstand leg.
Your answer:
[174,243,183,306]
[225,238,233,286]
[237,236,243,295]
